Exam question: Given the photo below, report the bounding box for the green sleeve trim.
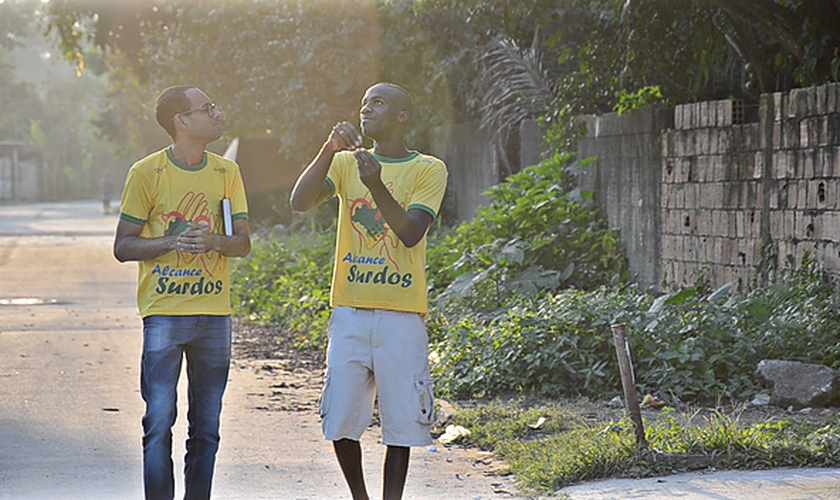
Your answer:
[407,203,436,221]
[119,212,146,226]
[232,212,248,221]
[325,177,336,198]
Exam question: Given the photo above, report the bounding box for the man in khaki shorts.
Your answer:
[290,82,447,500]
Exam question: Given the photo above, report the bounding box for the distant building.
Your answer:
[0,141,41,201]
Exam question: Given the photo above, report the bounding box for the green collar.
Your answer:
[166,146,207,171]
[372,151,419,163]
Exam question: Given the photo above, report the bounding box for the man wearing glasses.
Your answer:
[114,86,250,500]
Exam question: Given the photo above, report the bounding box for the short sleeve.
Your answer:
[226,160,249,220]
[119,165,153,226]
[407,159,448,221]
[326,151,355,199]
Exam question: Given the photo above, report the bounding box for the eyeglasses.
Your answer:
[171,102,218,121]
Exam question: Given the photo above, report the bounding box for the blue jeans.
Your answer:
[141,315,231,500]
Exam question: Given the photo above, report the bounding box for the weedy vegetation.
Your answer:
[232,151,840,496]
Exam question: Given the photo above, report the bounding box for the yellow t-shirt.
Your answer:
[119,147,249,318]
[326,150,448,314]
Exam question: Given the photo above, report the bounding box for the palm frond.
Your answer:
[476,37,558,144]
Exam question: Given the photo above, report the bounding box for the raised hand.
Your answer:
[329,121,363,152]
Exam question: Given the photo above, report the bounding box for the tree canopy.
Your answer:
[39,0,840,213]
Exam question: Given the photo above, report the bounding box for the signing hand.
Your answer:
[353,148,382,188]
[177,222,211,254]
[328,121,362,152]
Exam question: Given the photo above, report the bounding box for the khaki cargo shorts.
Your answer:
[319,306,434,447]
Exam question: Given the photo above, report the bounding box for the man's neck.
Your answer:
[170,140,206,167]
[371,138,410,159]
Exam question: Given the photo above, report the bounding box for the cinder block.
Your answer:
[718,100,730,127]
[729,211,739,237]
[685,104,694,129]
[736,211,745,238]
[798,181,808,209]
[787,183,797,209]
[808,179,820,208]
[795,212,808,239]
[662,234,674,259]
[696,155,708,182]
[818,84,829,115]
[834,147,840,177]
[770,211,784,239]
[719,156,731,182]
[816,148,830,178]
[773,150,786,179]
[801,120,811,148]
[697,210,709,235]
[826,180,837,210]
[718,129,730,152]
[678,158,691,183]
[819,116,829,146]
[812,213,824,240]
[805,87,818,116]
[786,120,799,149]
[745,183,758,209]
[786,150,797,178]
[698,129,710,155]
[773,93,784,122]
[802,149,815,179]
[786,212,796,239]
[829,84,839,113]
[769,183,780,209]
[675,131,685,156]
[751,151,762,180]
[789,89,802,118]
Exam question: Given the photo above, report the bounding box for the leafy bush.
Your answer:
[426,151,628,314]
[430,257,840,404]
[231,230,334,349]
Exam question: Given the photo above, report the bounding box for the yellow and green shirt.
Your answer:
[326,150,448,314]
[119,147,248,318]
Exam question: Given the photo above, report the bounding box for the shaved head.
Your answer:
[368,83,413,121]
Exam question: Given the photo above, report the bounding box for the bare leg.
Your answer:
[333,439,369,500]
[382,445,410,500]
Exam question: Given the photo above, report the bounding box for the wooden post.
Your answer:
[611,323,647,450]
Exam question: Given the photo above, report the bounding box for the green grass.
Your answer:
[444,400,840,496]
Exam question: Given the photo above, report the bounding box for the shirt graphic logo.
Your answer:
[162,191,221,278]
[347,182,403,270]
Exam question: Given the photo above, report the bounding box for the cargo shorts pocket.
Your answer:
[319,368,332,419]
[412,372,435,424]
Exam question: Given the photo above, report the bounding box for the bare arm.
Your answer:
[354,149,433,248]
[180,218,252,258]
[113,218,251,263]
[113,218,176,262]
[290,121,362,212]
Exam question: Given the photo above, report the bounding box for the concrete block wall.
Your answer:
[661,100,763,288]
[577,106,673,290]
[662,83,840,289]
[578,82,840,292]
[762,85,840,286]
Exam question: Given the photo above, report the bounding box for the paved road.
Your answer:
[0,200,519,500]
